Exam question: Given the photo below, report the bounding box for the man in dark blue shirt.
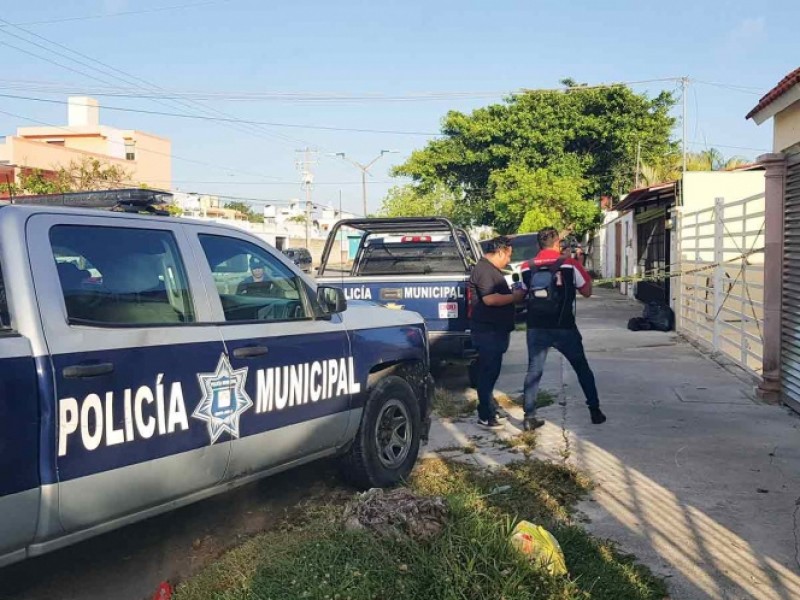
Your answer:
[469,236,525,429]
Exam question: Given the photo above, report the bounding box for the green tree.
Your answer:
[378,183,461,222]
[16,158,133,195]
[393,80,676,233]
[224,200,263,223]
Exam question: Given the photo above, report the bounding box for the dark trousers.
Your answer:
[471,330,510,421]
[523,327,599,417]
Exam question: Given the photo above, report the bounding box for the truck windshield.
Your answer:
[510,235,540,264]
[355,240,466,275]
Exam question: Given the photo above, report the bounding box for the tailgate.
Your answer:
[318,276,468,333]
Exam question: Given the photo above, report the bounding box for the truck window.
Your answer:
[198,234,310,323]
[49,226,195,326]
[0,265,10,331]
[355,240,466,276]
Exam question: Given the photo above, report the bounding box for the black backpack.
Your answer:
[526,258,567,318]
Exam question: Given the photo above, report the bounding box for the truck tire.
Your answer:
[341,375,422,489]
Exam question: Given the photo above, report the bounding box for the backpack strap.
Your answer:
[548,257,567,273]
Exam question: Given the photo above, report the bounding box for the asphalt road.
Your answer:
[0,460,345,600]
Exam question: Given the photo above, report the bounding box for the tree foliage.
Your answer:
[378,183,461,222]
[638,148,752,186]
[224,201,264,223]
[392,81,677,235]
[15,158,132,195]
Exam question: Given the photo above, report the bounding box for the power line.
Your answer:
[691,79,764,95]
[0,16,325,153]
[0,93,443,136]
[0,106,281,182]
[3,0,233,27]
[686,140,769,153]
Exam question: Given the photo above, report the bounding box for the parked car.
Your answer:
[282,247,312,273]
[317,217,481,379]
[0,190,432,567]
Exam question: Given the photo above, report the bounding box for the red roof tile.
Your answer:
[746,67,800,120]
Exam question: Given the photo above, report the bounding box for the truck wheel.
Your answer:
[341,375,421,489]
[468,359,479,389]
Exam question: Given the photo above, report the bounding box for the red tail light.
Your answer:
[400,235,432,243]
[466,284,474,319]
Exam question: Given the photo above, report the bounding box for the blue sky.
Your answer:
[1,0,798,215]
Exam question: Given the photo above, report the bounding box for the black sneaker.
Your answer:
[477,417,503,430]
[523,417,545,431]
[590,408,607,424]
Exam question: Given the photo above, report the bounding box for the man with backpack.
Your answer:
[520,228,606,431]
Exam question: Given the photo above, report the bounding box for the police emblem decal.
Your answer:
[193,353,253,444]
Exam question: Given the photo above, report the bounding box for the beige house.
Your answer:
[746,67,800,410]
[0,96,171,192]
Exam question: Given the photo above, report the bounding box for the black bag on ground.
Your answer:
[643,301,674,331]
[627,317,652,331]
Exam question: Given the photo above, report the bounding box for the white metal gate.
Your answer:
[781,156,800,405]
[677,194,765,376]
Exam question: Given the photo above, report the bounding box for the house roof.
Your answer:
[615,182,676,212]
[746,67,800,121]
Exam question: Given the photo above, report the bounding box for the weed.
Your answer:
[174,458,666,600]
[432,388,477,418]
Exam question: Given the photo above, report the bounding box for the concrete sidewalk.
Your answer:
[426,289,800,600]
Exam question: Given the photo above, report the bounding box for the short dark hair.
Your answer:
[537,228,559,249]
[485,236,512,254]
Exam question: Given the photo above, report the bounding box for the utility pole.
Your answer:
[296,147,318,248]
[681,76,689,175]
[635,140,642,188]
[332,150,398,216]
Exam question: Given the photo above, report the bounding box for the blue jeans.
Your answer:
[471,330,510,421]
[523,328,599,417]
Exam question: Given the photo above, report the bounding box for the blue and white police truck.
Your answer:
[316,218,480,378]
[0,190,432,567]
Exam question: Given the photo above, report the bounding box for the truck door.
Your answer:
[27,214,229,533]
[191,230,353,477]
[0,265,40,564]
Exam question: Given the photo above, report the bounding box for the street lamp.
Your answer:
[333,150,398,216]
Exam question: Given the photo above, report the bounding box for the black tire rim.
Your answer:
[374,398,412,469]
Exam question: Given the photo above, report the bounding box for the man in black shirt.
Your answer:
[469,236,525,429]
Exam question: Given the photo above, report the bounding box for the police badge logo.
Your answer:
[193,353,253,444]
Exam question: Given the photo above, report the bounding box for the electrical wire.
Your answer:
[0,106,281,182]
[0,93,442,136]
[3,1,234,27]
[0,17,326,153]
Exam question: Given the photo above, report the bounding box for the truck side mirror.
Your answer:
[317,286,347,314]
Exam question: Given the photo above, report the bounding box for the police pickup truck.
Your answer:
[0,190,432,567]
[316,217,480,375]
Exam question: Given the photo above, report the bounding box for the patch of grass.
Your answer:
[536,390,557,408]
[174,459,667,600]
[504,430,539,450]
[503,390,557,409]
[432,387,477,418]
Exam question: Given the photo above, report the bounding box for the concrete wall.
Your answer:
[125,131,171,189]
[0,130,171,190]
[682,171,766,214]
[774,98,800,154]
[601,211,636,299]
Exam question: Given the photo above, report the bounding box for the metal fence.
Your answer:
[676,194,765,376]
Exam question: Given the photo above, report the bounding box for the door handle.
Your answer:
[232,346,269,359]
[63,362,114,378]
